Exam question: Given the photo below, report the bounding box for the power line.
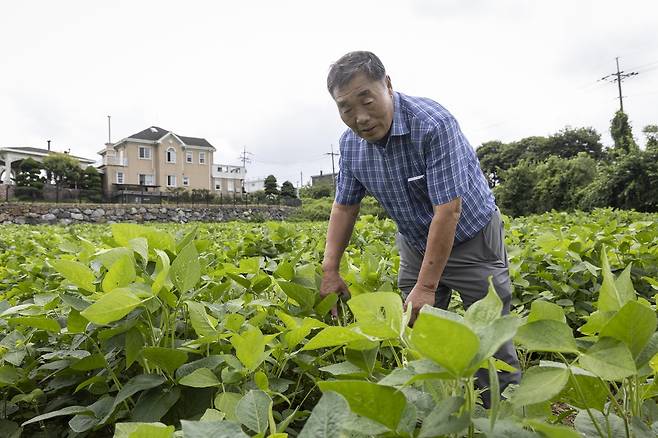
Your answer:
[599,57,639,112]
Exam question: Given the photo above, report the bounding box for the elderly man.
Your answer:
[319,50,520,403]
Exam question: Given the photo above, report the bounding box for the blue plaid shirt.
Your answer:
[335,91,495,252]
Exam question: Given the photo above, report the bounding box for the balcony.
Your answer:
[103,156,128,166]
[213,165,246,179]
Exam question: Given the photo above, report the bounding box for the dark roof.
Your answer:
[126,126,214,149]
[126,126,169,141]
[178,135,214,148]
[2,146,95,163]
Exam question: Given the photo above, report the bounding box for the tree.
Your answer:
[542,127,604,160]
[14,158,44,189]
[264,175,279,196]
[610,110,638,153]
[280,181,297,198]
[476,141,506,187]
[42,153,83,188]
[643,125,658,152]
[81,166,101,191]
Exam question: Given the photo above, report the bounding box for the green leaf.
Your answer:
[170,243,201,293]
[574,409,626,438]
[141,347,188,376]
[125,327,144,368]
[180,420,248,438]
[511,366,570,406]
[578,310,614,336]
[0,366,20,387]
[302,326,371,350]
[101,374,166,423]
[470,316,521,370]
[80,287,142,325]
[599,300,657,357]
[102,254,136,293]
[277,280,315,311]
[314,293,339,317]
[411,309,480,377]
[464,278,503,330]
[418,396,469,438]
[579,337,636,380]
[598,250,634,312]
[71,353,107,371]
[526,300,566,323]
[230,325,269,372]
[111,223,175,253]
[254,371,269,391]
[348,292,403,339]
[515,320,579,353]
[51,259,95,292]
[21,405,91,426]
[186,301,217,338]
[67,308,88,333]
[298,391,350,438]
[214,392,242,421]
[316,380,407,432]
[114,422,175,438]
[9,316,60,333]
[525,420,581,438]
[235,390,271,434]
[131,387,180,422]
[179,368,221,388]
[176,355,226,380]
[129,237,149,264]
[151,249,171,295]
[274,260,294,281]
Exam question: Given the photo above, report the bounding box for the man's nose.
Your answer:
[356,111,370,126]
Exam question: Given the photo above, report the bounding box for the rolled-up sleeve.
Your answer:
[335,153,366,205]
[425,116,470,206]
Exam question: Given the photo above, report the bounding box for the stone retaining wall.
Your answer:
[0,203,295,225]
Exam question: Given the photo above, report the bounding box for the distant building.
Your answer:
[0,146,95,185]
[244,178,266,193]
[310,170,337,187]
[212,164,246,195]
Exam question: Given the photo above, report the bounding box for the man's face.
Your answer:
[332,73,394,143]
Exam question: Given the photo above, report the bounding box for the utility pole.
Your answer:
[299,170,303,189]
[325,144,339,194]
[237,146,252,194]
[600,57,639,112]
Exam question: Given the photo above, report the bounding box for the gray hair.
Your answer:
[327,51,387,96]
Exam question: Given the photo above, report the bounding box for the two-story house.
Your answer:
[98,126,216,200]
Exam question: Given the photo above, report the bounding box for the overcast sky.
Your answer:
[1,0,657,186]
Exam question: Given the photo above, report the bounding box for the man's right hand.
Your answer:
[319,270,351,317]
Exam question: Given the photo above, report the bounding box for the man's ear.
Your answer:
[385,75,393,95]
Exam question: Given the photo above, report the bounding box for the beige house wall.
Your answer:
[100,135,215,195]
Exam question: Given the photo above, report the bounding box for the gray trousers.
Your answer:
[396,209,521,405]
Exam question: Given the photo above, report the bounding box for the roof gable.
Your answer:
[125,126,215,150]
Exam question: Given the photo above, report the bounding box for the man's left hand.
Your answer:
[404,283,436,327]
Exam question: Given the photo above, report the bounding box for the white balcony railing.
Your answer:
[103,157,128,166]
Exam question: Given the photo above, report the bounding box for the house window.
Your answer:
[186,152,193,163]
[167,175,177,187]
[183,176,189,187]
[215,183,221,190]
[227,179,235,192]
[139,174,154,185]
[139,146,152,159]
[199,152,206,164]
[116,171,124,184]
[166,147,176,163]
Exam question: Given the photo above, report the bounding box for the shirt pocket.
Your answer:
[406,175,432,207]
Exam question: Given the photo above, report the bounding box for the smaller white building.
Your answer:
[244,178,266,193]
[212,164,246,195]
